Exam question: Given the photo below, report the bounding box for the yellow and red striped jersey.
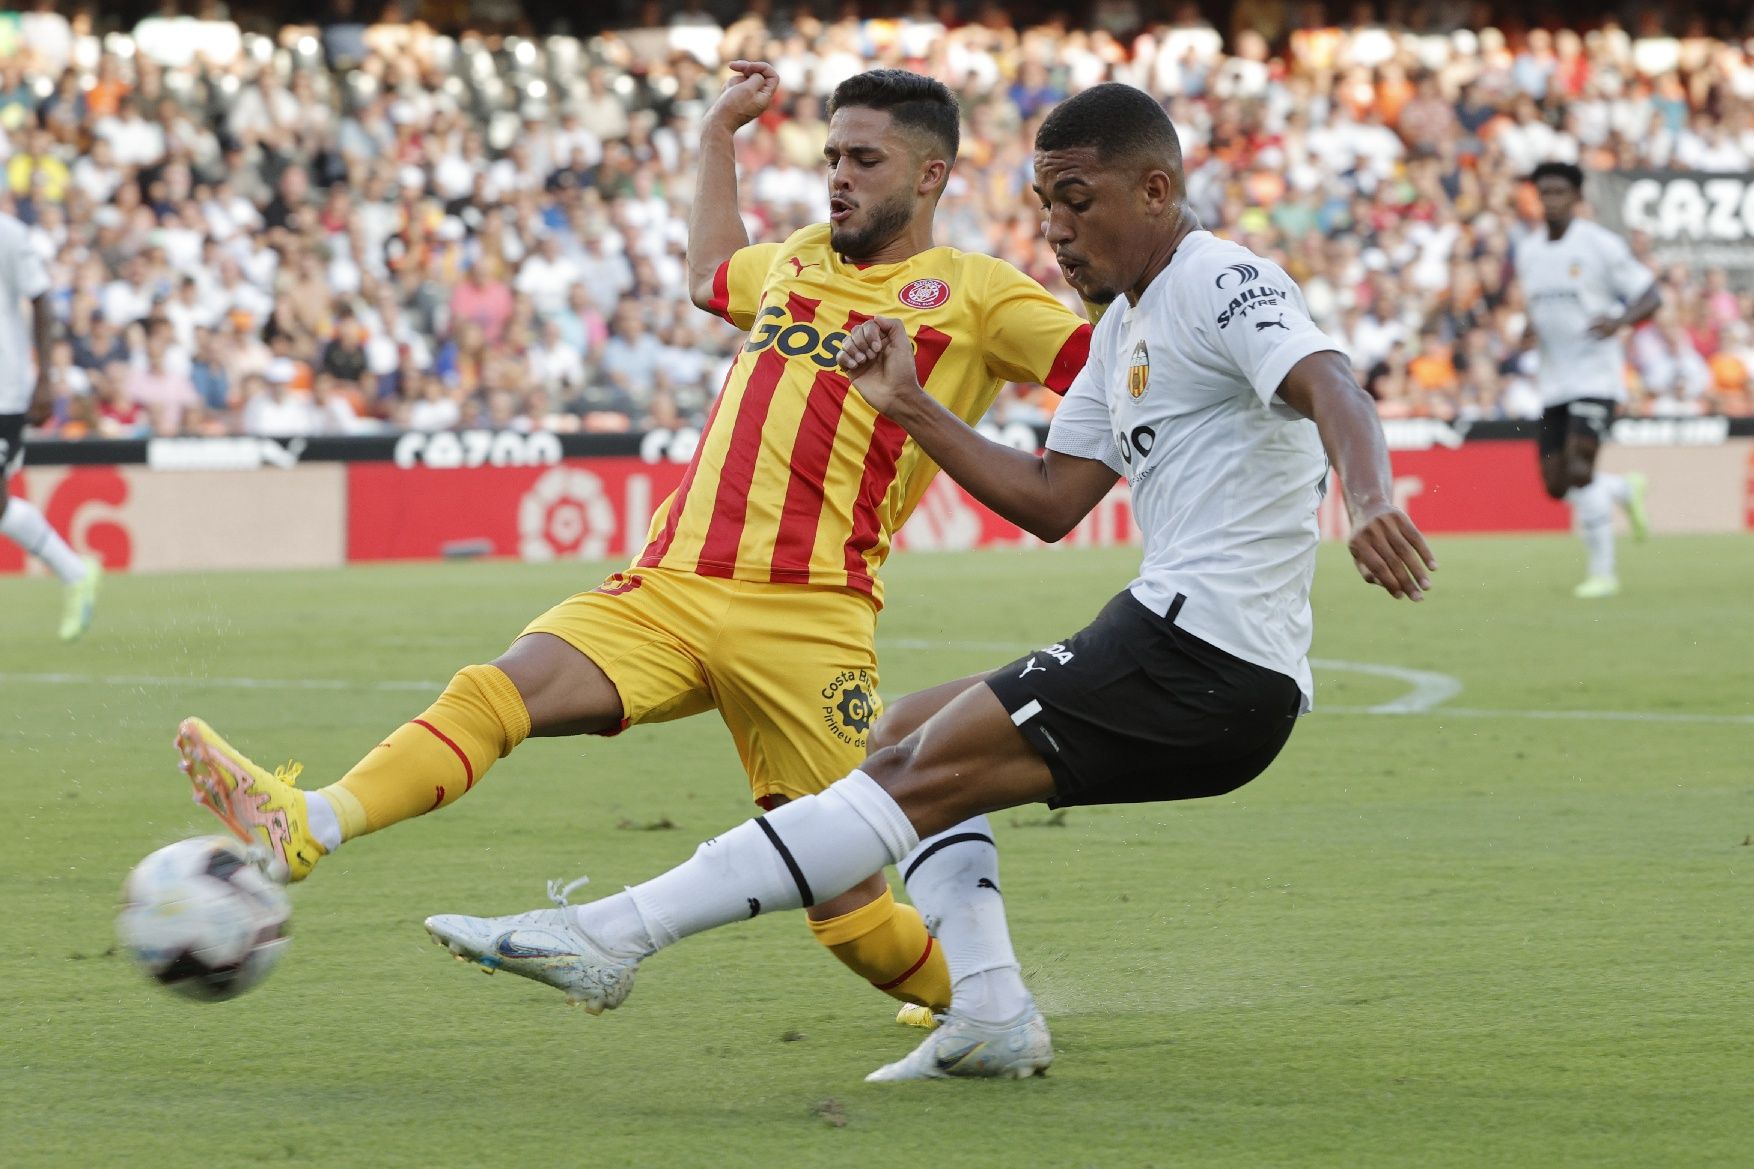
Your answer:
[638,223,1090,607]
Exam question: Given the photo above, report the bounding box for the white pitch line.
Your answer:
[1323,704,1754,727]
[1309,657,1464,714]
[3,662,1747,727]
[0,671,440,693]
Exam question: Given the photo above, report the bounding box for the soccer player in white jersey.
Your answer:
[0,211,98,639]
[1513,162,1659,599]
[422,84,1436,1082]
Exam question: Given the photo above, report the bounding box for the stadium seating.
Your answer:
[5,2,1753,440]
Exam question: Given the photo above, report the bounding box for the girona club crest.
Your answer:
[897,277,950,310]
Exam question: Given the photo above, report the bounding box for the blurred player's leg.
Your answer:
[1621,470,1649,541]
[1567,476,1619,598]
[0,490,98,639]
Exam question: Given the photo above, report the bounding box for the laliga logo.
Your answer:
[898,278,950,309]
[518,467,616,562]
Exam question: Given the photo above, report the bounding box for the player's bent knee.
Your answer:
[493,633,624,735]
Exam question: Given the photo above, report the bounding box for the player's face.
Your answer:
[823,107,933,259]
[1033,146,1141,305]
[1535,176,1580,227]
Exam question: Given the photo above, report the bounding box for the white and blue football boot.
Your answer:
[865,1007,1053,1082]
[424,907,639,1015]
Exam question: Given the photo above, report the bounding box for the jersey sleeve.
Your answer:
[1044,329,1124,475]
[978,263,1092,395]
[704,242,783,330]
[1203,257,1342,406]
[1603,231,1655,303]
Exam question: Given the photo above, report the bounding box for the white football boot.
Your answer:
[865,1007,1054,1082]
[424,907,639,1015]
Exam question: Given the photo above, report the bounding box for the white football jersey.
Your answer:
[1046,231,1338,710]
[1513,218,1654,406]
[0,212,51,415]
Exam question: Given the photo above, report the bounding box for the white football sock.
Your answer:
[1595,471,1630,505]
[1566,479,1616,578]
[306,790,343,852]
[901,816,1031,1025]
[0,497,88,584]
[579,769,920,956]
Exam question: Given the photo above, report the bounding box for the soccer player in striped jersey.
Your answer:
[177,64,1092,1022]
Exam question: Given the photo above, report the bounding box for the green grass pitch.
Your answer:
[3,535,1751,1168]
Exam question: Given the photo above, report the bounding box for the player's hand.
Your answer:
[705,61,780,132]
[838,316,921,414]
[25,375,53,426]
[1586,315,1623,339]
[1347,503,1437,602]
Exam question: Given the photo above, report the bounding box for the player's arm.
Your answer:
[26,293,53,424]
[1587,280,1661,339]
[839,316,1116,541]
[1276,351,1437,601]
[686,61,778,313]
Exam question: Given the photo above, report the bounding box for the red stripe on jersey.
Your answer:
[638,361,736,566]
[695,292,821,576]
[769,309,871,583]
[706,260,732,322]
[1043,322,1092,394]
[841,324,953,592]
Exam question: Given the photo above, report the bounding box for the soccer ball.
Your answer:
[116,835,291,1002]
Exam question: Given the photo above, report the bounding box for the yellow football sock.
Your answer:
[808,887,951,1010]
[321,664,531,840]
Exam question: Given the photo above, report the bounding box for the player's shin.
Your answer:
[316,664,532,843]
[808,887,952,1010]
[587,770,920,955]
[901,816,1032,1025]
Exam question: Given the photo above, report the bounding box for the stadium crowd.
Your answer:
[5,1,1754,439]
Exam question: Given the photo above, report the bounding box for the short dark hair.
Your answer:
[827,69,960,162]
[1530,161,1585,191]
[1035,83,1182,171]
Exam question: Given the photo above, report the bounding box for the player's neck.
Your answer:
[1124,213,1198,306]
[1545,217,1572,241]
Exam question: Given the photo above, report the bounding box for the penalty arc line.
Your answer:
[3,657,1751,726]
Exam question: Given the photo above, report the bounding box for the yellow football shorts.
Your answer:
[521,567,882,804]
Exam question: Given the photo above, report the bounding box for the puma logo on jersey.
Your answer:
[1019,658,1046,678]
[787,257,820,277]
[1256,315,1289,332]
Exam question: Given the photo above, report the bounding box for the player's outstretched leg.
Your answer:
[178,716,326,883]
[1621,470,1649,541]
[864,1007,1053,1081]
[424,908,641,1015]
[179,662,535,881]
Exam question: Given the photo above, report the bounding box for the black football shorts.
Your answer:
[984,590,1302,808]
